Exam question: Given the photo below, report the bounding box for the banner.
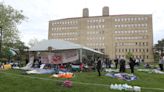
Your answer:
[39,50,79,64]
[62,50,79,63]
[48,53,63,64]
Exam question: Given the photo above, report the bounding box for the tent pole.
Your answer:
[80,48,82,63]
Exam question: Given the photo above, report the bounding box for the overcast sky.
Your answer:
[1,0,164,45]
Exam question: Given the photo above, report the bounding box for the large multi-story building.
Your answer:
[48,6,154,62]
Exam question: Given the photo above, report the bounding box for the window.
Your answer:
[141,17,144,20]
[122,49,124,52]
[119,49,121,52]
[121,18,124,21]
[125,49,127,52]
[132,49,134,52]
[139,49,141,52]
[100,49,105,53]
[138,17,141,21]
[124,18,127,21]
[138,24,141,27]
[128,18,130,21]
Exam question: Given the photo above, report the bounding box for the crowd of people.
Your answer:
[96,55,164,76]
[2,54,163,77]
[94,56,147,76]
[91,56,144,76]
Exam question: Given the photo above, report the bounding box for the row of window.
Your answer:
[114,30,148,34]
[114,17,148,22]
[54,38,78,41]
[86,43,105,47]
[87,37,105,40]
[51,26,78,31]
[87,31,105,35]
[115,24,147,28]
[115,36,147,40]
[51,20,78,26]
[115,42,148,46]
[116,48,149,53]
[94,48,105,53]
[116,55,149,59]
[87,25,105,29]
[87,19,105,23]
[51,32,79,36]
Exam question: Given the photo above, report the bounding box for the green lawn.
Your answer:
[0,69,164,92]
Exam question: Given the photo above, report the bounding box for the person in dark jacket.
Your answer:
[114,58,119,69]
[97,58,102,76]
[129,57,135,73]
[119,57,126,73]
[159,56,164,71]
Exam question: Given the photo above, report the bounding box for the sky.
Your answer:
[1,0,164,46]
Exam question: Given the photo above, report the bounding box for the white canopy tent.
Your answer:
[29,39,103,64]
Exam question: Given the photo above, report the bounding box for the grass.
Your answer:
[0,69,164,92]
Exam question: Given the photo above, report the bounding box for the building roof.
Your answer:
[49,14,152,22]
[29,39,103,54]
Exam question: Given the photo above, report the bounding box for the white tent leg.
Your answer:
[80,48,82,63]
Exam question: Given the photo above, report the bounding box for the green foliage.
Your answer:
[125,52,134,59]
[154,39,164,53]
[153,39,164,62]
[154,52,160,63]
[0,3,27,61]
[0,3,26,49]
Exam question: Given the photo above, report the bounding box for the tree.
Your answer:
[126,52,134,59]
[0,3,26,62]
[0,3,26,49]
[28,38,39,47]
[154,39,164,62]
[154,39,164,54]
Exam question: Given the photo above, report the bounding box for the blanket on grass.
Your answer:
[105,73,137,81]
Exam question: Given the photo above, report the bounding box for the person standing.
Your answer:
[38,57,42,68]
[97,58,102,76]
[159,56,164,71]
[119,57,126,72]
[25,58,29,65]
[114,58,119,69]
[80,62,84,72]
[129,57,135,73]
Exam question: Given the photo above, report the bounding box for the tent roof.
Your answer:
[29,39,103,54]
